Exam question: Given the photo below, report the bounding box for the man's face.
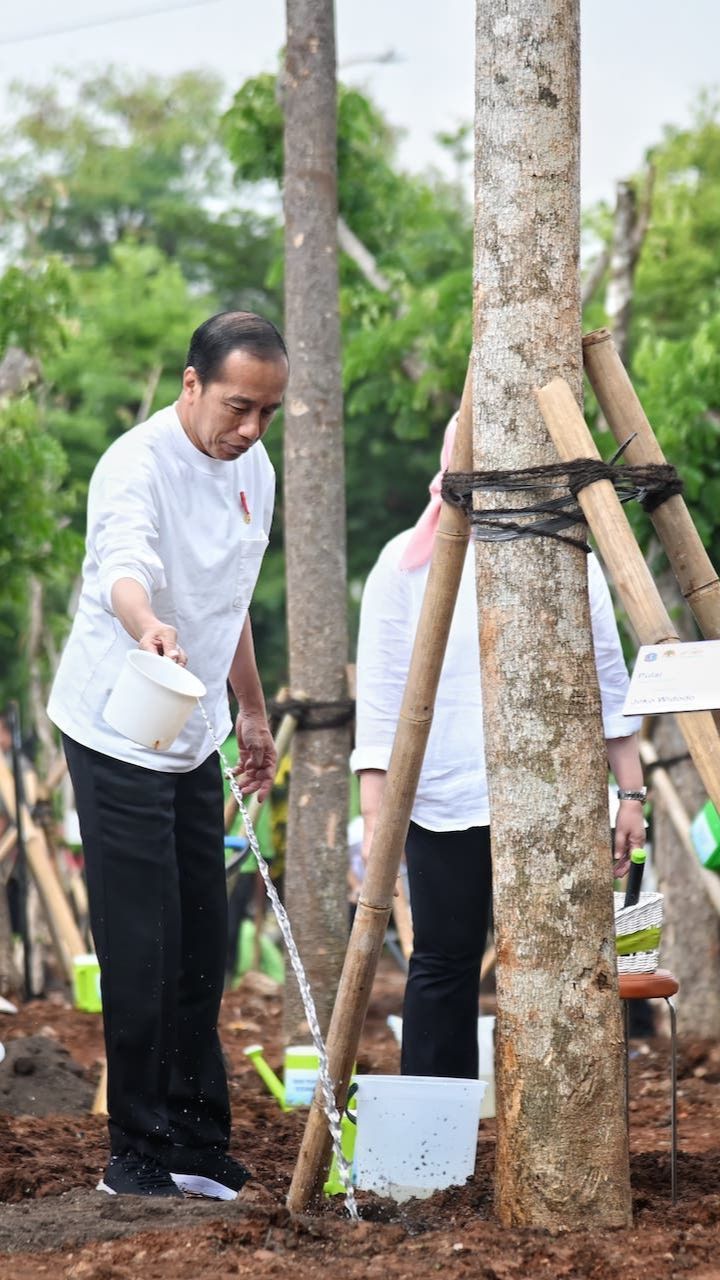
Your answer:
[179,348,288,461]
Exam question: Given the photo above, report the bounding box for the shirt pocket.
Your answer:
[230,533,269,613]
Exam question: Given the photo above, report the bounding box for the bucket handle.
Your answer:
[344,1081,358,1125]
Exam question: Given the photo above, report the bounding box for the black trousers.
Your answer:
[63,735,230,1158]
[402,821,492,1080]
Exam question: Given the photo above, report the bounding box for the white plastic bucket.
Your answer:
[386,1014,496,1118]
[351,1074,486,1202]
[103,650,206,751]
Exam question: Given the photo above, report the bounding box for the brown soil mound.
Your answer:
[0,1033,94,1116]
[1,962,719,1280]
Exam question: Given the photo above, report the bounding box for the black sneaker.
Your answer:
[161,1148,252,1200]
[97,1152,184,1197]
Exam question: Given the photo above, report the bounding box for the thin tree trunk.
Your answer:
[0,844,20,994]
[473,0,630,1228]
[283,0,349,1041]
[605,168,654,363]
[27,577,56,776]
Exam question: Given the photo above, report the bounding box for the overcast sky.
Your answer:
[1,0,718,208]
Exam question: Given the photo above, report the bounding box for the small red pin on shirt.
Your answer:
[239,491,252,524]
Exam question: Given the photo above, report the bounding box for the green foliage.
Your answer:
[0,68,281,314]
[44,242,210,494]
[634,99,720,341]
[584,96,720,598]
[632,313,720,563]
[224,70,473,606]
[0,258,74,357]
[0,397,73,589]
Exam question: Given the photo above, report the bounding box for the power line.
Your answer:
[0,0,222,47]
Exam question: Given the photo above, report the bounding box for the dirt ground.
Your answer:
[1,959,719,1280]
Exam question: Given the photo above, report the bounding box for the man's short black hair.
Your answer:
[185,311,288,384]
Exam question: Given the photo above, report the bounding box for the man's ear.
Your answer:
[182,366,202,398]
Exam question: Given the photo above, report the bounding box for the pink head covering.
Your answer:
[399,412,459,572]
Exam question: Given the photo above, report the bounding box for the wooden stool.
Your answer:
[619,968,679,1203]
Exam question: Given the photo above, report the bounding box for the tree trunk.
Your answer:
[27,577,57,777]
[282,0,349,1041]
[0,853,20,995]
[473,0,631,1228]
[605,169,654,363]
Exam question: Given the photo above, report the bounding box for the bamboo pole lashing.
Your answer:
[583,329,720,638]
[287,361,474,1212]
[536,377,720,827]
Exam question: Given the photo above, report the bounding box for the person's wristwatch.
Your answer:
[617,787,647,802]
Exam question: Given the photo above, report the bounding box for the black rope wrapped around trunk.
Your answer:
[442,458,683,551]
[267,696,355,731]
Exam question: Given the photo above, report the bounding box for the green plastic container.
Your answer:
[323,1110,357,1196]
[72,953,102,1013]
[691,800,720,871]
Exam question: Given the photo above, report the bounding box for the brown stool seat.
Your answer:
[618,968,679,1001]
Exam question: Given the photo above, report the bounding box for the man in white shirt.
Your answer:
[48,312,288,1199]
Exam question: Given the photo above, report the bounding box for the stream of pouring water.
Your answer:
[198,702,359,1221]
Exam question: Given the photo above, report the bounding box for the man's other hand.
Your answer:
[234,713,276,803]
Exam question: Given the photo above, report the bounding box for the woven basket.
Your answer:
[614,890,663,975]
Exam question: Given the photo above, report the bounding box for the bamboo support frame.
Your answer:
[0,759,85,983]
[0,824,18,864]
[583,329,720,639]
[287,363,473,1212]
[639,737,720,917]
[536,378,720,824]
[92,1060,109,1116]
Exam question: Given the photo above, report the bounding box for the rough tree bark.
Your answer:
[282,0,349,1041]
[473,0,631,1228]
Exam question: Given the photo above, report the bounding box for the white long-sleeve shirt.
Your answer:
[350,531,642,831]
[48,404,275,772]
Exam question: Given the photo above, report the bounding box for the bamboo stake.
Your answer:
[24,826,86,983]
[480,944,497,982]
[92,1059,108,1116]
[583,329,720,638]
[287,362,473,1212]
[43,754,68,796]
[0,760,85,983]
[536,378,720,822]
[639,738,720,917]
[0,825,18,864]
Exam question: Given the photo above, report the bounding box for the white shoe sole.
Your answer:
[170,1173,238,1200]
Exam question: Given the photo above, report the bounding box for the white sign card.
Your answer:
[623,640,720,716]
